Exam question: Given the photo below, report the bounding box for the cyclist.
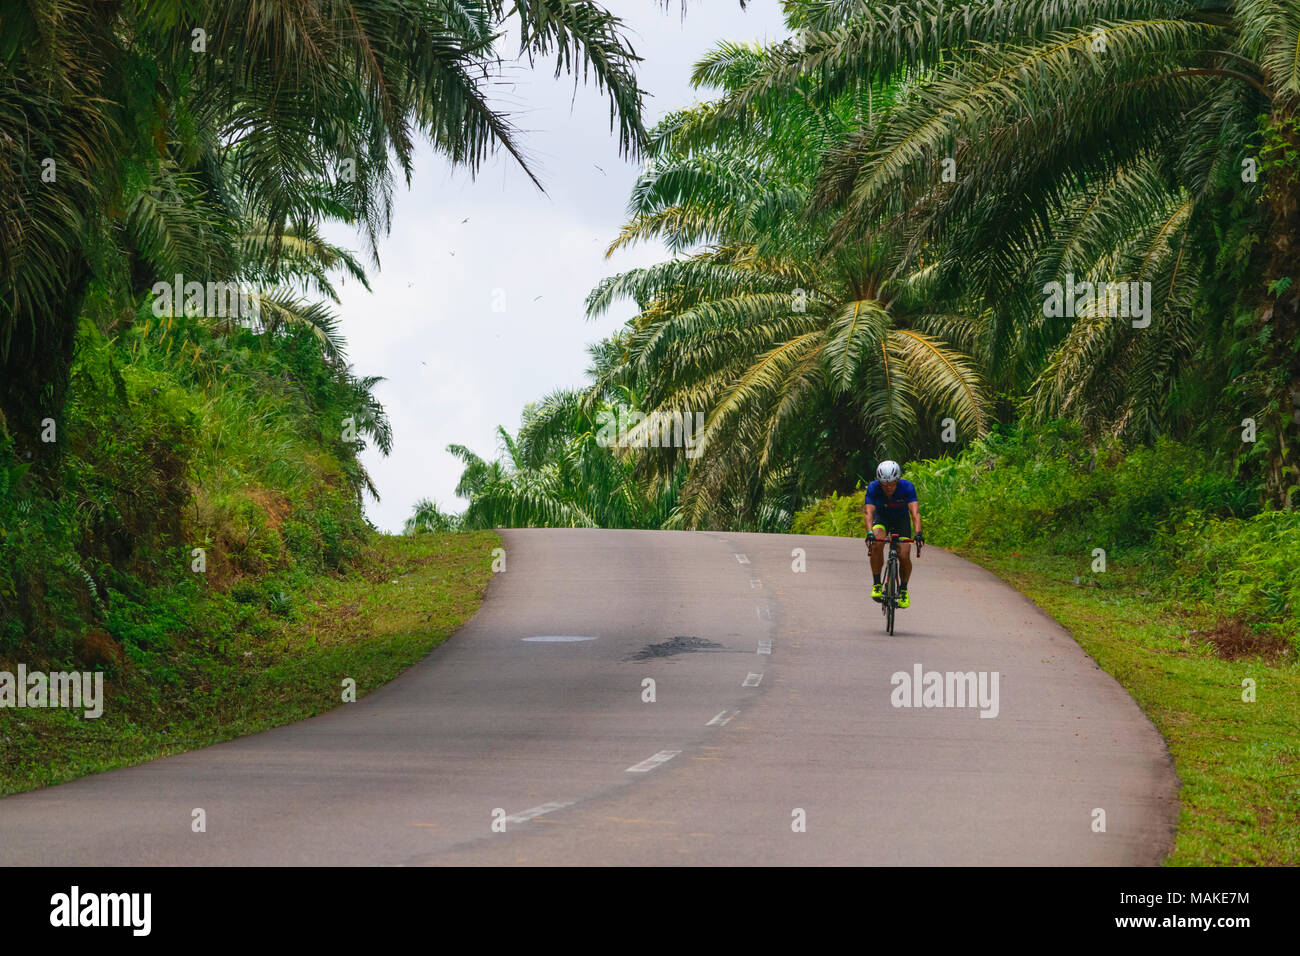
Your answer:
[863,460,924,608]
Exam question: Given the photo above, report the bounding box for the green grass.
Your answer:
[955,546,1299,866]
[0,530,498,796]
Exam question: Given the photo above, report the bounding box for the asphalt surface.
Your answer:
[0,528,1179,865]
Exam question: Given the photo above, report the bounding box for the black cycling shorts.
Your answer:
[869,514,912,539]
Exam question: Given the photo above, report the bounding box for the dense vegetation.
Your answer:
[1,0,649,667]
[440,0,1300,532]
[1,311,385,662]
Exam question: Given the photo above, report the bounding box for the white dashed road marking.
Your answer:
[743,672,763,687]
[706,710,739,726]
[626,751,682,773]
[502,801,575,824]
[734,553,750,564]
[757,641,772,655]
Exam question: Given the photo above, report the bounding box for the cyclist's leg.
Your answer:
[896,547,912,608]
[868,523,886,575]
[868,524,888,601]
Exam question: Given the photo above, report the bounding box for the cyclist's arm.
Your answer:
[863,501,877,536]
[909,500,922,536]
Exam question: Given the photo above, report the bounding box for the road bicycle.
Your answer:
[872,532,920,635]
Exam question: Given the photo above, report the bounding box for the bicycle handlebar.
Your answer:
[867,532,922,555]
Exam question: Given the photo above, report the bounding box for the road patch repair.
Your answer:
[627,635,724,660]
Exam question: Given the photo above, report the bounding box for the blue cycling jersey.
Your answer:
[865,478,917,530]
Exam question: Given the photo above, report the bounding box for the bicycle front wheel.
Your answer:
[885,557,897,635]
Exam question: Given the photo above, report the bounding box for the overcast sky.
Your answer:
[322,0,790,532]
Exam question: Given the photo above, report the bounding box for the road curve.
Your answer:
[0,529,1179,865]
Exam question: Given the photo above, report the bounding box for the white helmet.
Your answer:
[876,460,901,482]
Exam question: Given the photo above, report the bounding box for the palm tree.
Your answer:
[440,385,682,530]
[588,47,988,528]
[123,157,372,362]
[404,498,462,533]
[0,0,650,461]
[698,0,1299,505]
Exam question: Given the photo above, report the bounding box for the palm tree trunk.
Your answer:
[1259,106,1300,509]
[1,261,90,468]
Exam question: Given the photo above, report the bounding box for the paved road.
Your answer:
[0,529,1179,865]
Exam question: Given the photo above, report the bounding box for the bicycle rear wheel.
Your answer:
[885,555,897,635]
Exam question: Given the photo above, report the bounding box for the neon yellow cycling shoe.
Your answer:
[898,590,911,609]
[871,583,883,602]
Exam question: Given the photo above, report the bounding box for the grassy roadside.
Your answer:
[0,530,498,796]
[954,546,1299,866]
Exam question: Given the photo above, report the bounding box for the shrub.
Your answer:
[1,309,383,676]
